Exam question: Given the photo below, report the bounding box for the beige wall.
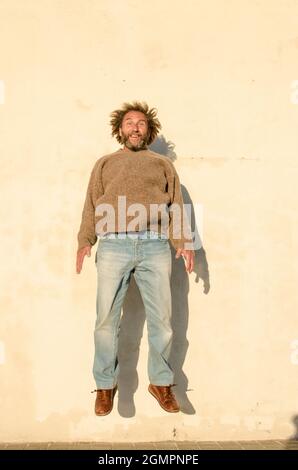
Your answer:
[1,0,298,442]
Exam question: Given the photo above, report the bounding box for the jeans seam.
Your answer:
[111,313,121,385]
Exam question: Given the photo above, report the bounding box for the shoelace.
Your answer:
[91,388,116,395]
[91,390,113,405]
[162,384,177,400]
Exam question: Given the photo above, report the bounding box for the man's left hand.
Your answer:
[175,248,194,273]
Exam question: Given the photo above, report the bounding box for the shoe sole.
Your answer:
[148,386,180,413]
[95,386,117,417]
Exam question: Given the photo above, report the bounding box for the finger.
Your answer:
[186,253,193,273]
[189,254,194,273]
[182,254,188,272]
[76,252,84,274]
[76,258,82,274]
[176,248,182,258]
[190,255,194,273]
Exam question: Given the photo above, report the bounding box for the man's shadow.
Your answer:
[285,415,298,449]
[117,135,210,417]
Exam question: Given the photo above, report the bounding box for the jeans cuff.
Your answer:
[95,382,117,389]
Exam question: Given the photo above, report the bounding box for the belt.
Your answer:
[100,230,168,240]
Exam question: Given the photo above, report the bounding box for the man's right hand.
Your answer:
[76,245,91,274]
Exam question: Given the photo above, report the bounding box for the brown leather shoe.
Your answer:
[148,384,180,413]
[93,386,117,416]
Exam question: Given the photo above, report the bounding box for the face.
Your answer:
[119,111,149,151]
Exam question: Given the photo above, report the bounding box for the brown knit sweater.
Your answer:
[77,148,193,251]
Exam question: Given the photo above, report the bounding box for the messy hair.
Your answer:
[110,101,162,145]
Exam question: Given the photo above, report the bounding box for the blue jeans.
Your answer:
[93,230,173,388]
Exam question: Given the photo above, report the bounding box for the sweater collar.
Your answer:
[118,147,149,156]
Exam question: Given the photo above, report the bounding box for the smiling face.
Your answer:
[119,111,149,151]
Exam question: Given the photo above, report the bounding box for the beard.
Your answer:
[121,132,148,151]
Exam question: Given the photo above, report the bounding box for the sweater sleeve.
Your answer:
[77,159,104,251]
[167,164,194,251]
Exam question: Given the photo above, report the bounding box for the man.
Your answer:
[76,101,194,416]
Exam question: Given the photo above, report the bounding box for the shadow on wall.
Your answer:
[149,135,177,162]
[117,136,210,417]
[285,415,298,449]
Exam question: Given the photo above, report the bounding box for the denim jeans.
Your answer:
[93,230,173,389]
